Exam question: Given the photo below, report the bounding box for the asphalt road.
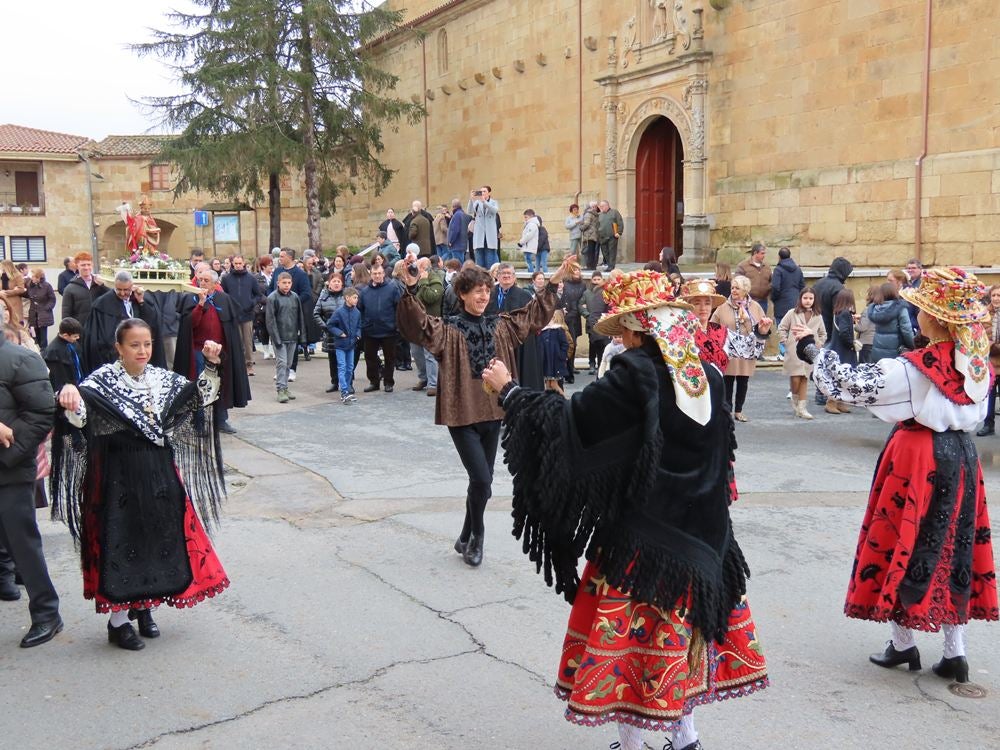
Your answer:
[3,354,999,750]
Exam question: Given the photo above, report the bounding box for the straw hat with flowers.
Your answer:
[595,270,691,336]
[677,278,726,308]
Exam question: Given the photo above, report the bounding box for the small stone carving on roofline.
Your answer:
[474,72,486,84]
[492,66,503,79]
[513,59,525,73]
[584,36,598,51]
[441,84,452,95]
[425,89,435,100]
[536,53,547,66]
[458,79,468,90]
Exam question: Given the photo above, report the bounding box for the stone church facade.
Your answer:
[331,0,1000,268]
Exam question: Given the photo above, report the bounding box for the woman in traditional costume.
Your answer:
[678,278,728,373]
[482,271,767,750]
[52,319,229,651]
[793,267,998,682]
[396,257,574,567]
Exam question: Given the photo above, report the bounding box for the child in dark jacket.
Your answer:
[42,317,84,394]
[327,287,363,403]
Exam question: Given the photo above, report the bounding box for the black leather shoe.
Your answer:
[977,424,995,437]
[412,381,427,391]
[108,621,145,651]
[325,384,339,393]
[870,642,921,671]
[453,537,467,555]
[0,578,20,601]
[129,608,160,638]
[20,616,63,648]
[363,383,381,393]
[463,535,483,567]
[932,655,970,683]
[384,385,394,393]
[218,422,237,435]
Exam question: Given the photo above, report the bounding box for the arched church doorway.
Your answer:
[635,116,684,262]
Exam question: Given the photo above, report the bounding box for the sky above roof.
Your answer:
[1,0,197,139]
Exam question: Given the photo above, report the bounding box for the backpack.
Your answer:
[537,222,550,254]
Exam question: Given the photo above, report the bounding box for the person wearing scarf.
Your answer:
[793,267,998,683]
[678,278,729,374]
[710,274,772,422]
[51,319,229,651]
[481,270,767,750]
[396,255,571,567]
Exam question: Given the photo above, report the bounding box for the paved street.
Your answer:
[4,354,1000,749]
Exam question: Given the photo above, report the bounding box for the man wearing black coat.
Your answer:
[379,208,406,253]
[770,247,805,325]
[0,336,62,647]
[560,267,586,384]
[221,255,264,377]
[56,258,76,296]
[486,263,543,391]
[82,270,165,375]
[60,252,109,328]
[812,256,854,338]
[174,268,251,434]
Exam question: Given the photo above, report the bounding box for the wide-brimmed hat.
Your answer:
[678,278,726,308]
[595,270,691,336]
[900,267,988,325]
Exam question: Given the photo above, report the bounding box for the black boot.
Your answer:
[869,642,921,671]
[977,422,995,437]
[108,621,145,651]
[129,608,160,638]
[453,537,467,555]
[463,534,483,567]
[932,655,970,683]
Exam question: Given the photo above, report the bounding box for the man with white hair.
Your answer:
[174,266,250,434]
[82,270,164,374]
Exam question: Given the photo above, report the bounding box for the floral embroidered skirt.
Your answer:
[845,424,998,630]
[555,562,768,731]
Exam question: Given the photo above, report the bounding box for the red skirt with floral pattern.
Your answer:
[844,424,998,630]
[556,562,768,731]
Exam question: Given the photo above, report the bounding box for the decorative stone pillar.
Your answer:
[602,98,620,207]
[682,74,711,261]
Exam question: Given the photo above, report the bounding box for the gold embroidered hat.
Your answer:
[678,278,726,308]
[594,270,691,336]
[899,266,989,325]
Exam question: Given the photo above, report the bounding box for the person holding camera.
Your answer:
[396,254,576,567]
[467,186,500,269]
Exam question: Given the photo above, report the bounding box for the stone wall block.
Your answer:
[939,171,991,197]
[756,208,780,226]
[808,221,857,244]
[936,217,976,243]
[973,214,1000,242]
[767,189,800,208]
[831,182,873,205]
[857,219,899,243]
[810,204,846,224]
[817,167,850,186]
[779,206,811,224]
[799,186,833,206]
[928,151,997,175]
[928,196,961,217]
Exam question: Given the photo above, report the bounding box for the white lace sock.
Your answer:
[671,715,698,749]
[942,623,966,658]
[617,722,644,750]
[109,610,129,628]
[890,622,916,650]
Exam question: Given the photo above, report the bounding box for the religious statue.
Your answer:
[119,195,161,258]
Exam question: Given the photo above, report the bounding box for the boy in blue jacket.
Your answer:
[327,287,362,403]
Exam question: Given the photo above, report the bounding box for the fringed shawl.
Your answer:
[50,367,226,545]
[502,345,748,643]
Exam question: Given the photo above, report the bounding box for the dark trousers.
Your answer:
[364,335,397,386]
[0,482,59,624]
[600,237,619,269]
[34,326,48,350]
[589,336,608,370]
[724,375,750,413]
[397,337,411,367]
[986,378,999,428]
[448,421,501,541]
[583,241,599,270]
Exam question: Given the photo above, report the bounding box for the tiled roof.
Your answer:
[0,124,91,154]
[91,134,175,157]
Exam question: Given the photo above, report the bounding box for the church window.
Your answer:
[437,29,449,75]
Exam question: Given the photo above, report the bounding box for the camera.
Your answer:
[407,263,420,277]
[473,190,483,196]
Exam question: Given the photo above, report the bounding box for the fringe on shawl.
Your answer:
[50,381,226,546]
[501,358,748,644]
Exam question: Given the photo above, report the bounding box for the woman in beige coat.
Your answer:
[710,275,772,422]
[778,287,826,419]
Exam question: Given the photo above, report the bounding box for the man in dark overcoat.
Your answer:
[82,270,165,375]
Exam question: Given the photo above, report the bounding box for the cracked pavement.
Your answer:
[3,358,1000,748]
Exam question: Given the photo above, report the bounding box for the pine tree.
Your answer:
[134,0,421,251]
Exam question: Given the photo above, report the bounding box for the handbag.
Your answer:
[724,328,765,360]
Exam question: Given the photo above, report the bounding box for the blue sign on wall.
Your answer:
[194,210,209,227]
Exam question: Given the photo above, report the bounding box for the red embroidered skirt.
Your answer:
[845,424,998,630]
[83,494,229,613]
[556,562,768,731]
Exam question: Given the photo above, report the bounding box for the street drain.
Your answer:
[948,682,987,699]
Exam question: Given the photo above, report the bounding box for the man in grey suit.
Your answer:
[467,185,500,269]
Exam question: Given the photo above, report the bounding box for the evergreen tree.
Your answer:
[134,0,421,251]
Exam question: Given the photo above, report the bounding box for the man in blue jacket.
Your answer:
[222,255,265,377]
[447,199,471,263]
[357,265,402,393]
